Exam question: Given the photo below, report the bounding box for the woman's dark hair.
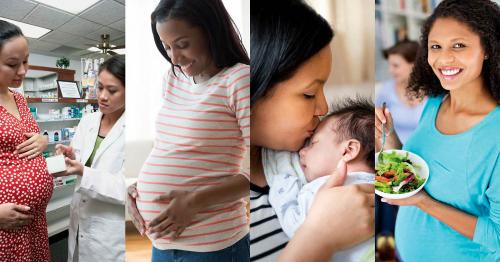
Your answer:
[0,20,24,51]
[250,0,334,106]
[408,0,500,103]
[99,54,125,87]
[151,0,249,75]
[383,40,419,63]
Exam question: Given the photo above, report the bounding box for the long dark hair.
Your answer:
[99,55,125,87]
[151,0,249,75]
[0,20,24,51]
[250,0,334,106]
[408,0,500,103]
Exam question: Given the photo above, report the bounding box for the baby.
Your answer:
[263,98,375,262]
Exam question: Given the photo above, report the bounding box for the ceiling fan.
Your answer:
[83,34,125,56]
[95,34,124,55]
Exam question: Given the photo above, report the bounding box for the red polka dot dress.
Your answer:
[0,91,53,261]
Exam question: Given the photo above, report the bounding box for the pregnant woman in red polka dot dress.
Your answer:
[0,20,52,261]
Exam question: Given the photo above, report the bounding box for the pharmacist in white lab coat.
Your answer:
[55,55,126,262]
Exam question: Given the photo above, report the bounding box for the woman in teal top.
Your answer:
[375,1,500,261]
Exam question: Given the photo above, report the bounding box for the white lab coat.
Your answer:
[67,111,126,262]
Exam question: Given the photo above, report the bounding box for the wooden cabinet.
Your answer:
[29,65,76,81]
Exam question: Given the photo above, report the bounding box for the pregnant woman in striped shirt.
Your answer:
[127,0,250,261]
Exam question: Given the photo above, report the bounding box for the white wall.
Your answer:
[307,0,375,87]
[222,0,250,53]
[306,0,375,108]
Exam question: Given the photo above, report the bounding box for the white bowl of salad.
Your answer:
[375,149,429,199]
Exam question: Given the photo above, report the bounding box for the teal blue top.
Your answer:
[395,95,500,262]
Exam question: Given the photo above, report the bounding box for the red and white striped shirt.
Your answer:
[136,63,250,252]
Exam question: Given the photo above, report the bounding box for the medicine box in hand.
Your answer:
[46,155,67,174]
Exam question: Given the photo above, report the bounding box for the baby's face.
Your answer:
[299,118,344,182]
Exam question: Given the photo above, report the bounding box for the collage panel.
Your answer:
[250,0,375,261]
[0,0,499,262]
[375,0,500,262]
[0,0,126,262]
[125,0,250,261]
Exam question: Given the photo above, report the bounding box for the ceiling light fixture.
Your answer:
[34,0,101,15]
[0,17,51,39]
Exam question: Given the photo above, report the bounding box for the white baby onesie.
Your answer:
[263,148,375,262]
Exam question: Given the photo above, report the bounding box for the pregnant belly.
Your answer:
[135,166,214,222]
[0,157,54,213]
[136,174,246,246]
[395,206,483,261]
[136,154,241,226]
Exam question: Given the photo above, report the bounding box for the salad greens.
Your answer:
[375,151,426,194]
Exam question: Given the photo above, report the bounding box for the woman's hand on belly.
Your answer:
[145,175,249,240]
[382,189,477,239]
[147,190,200,240]
[0,203,34,230]
[127,182,146,235]
[14,133,48,159]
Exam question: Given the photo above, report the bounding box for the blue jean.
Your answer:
[151,234,249,262]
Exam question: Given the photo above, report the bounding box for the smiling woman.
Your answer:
[155,19,219,81]
[407,1,500,103]
[151,0,249,80]
[427,18,488,93]
[375,1,500,261]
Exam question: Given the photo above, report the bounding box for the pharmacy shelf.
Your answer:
[378,6,429,19]
[38,86,58,91]
[47,183,74,237]
[376,0,441,48]
[47,182,75,213]
[37,118,81,123]
[48,140,71,145]
[47,184,75,214]
[27,98,98,104]
[46,194,73,213]
[48,216,70,237]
